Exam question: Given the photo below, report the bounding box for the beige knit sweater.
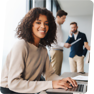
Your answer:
[0,39,62,93]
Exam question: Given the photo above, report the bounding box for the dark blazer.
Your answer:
[66,31,88,58]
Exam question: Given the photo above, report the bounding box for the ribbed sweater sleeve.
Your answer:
[7,42,53,93]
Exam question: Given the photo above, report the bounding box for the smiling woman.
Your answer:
[16,8,56,46]
[0,7,77,94]
[32,14,49,47]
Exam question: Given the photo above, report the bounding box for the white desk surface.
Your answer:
[61,72,88,85]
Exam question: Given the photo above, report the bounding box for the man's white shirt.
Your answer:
[51,21,64,50]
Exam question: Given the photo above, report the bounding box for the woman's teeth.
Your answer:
[39,30,45,32]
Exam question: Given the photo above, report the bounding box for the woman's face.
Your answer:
[32,14,49,40]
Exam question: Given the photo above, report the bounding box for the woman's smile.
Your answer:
[38,29,46,34]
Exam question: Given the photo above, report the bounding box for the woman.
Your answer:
[0,7,77,94]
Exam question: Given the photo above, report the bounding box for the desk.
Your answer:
[61,72,88,78]
[61,72,88,85]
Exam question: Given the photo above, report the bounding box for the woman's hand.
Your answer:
[52,77,78,90]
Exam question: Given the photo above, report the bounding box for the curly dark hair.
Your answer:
[16,7,57,46]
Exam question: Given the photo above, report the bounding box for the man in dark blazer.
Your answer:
[66,22,88,72]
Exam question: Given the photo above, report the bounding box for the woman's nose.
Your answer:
[41,23,45,28]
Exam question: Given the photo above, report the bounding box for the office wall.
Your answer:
[2,0,26,67]
[61,15,92,74]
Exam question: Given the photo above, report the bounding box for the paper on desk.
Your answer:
[71,75,88,81]
[73,92,86,94]
[71,38,81,45]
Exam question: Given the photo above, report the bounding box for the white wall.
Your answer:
[2,0,26,67]
[61,15,92,74]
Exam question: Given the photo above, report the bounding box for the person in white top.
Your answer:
[50,10,71,75]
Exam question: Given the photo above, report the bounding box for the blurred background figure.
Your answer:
[66,22,88,72]
[50,10,71,75]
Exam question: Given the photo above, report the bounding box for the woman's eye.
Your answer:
[36,22,40,24]
[45,23,49,25]
[36,22,48,26]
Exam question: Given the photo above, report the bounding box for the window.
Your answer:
[51,0,61,17]
[52,0,57,17]
[46,0,51,11]
[2,0,26,67]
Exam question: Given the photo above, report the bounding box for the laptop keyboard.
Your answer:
[67,84,84,92]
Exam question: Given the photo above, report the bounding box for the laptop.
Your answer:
[46,82,87,94]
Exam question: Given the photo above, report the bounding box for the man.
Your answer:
[50,10,71,75]
[66,22,88,72]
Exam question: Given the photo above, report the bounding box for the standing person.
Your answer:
[0,8,77,94]
[66,22,88,72]
[50,10,71,75]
